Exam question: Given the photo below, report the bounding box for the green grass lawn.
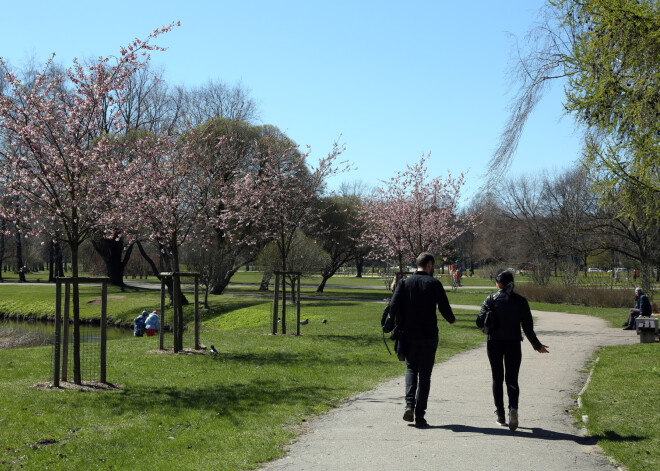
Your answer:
[0,295,483,470]
[0,269,55,283]
[1,280,656,471]
[579,343,659,471]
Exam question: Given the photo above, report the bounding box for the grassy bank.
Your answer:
[0,297,483,470]
[0,284,163,326]
[579,343,659,471]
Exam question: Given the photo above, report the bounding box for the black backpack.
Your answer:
[480,295,497,334]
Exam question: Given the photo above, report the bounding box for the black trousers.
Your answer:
[405,337,438,419]
[487,340,522,411]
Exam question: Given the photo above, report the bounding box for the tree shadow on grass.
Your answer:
[436,424,646,444]
[216,337,389,365]
[102,379,339,422]
[218,350,323,365]
[299,301,366,308]
[309,333,386,348]
[180,298,270,324]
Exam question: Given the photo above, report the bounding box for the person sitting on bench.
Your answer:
[623,287,652,330]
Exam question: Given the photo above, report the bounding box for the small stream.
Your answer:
[0,319,133,350]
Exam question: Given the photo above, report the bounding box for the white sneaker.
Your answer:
[508,408,518,431]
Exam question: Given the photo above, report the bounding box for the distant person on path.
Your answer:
[622,287,652,330]
[390,252,456,427]
[454,268,461,287]
[390,272,403,292]
[477,269,549,431]
[145,310,160,336]
[133,310,148,337]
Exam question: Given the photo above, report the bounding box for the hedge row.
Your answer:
[517,285,658,312]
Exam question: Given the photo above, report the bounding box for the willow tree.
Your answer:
[494,1,660,203]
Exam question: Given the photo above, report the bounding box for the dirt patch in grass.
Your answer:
[86,295,127,305]
[31,381,123,392]
[146,348,208,355]
[0,330,50,350]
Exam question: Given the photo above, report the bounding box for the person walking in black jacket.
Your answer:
[477,269,549,431]
[390,252,456,427]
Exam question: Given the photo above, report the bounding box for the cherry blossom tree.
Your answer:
[358,154,475,274]
[228,139,347,332]
[0,23,178,384]
[182,118,267,296]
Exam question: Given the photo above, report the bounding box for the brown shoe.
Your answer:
[403,406,414,422]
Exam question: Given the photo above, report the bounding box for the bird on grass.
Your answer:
[321,319,327,324]
[209,345,218,355]
[299,319,309,325]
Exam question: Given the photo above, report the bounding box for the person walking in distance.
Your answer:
[390,252,456,427]
[477,269,549,431]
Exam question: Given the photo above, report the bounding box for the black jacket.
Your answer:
[636,294,652,317]
[477,289,543,350]
[390,271,455,342]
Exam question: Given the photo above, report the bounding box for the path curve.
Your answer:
[263,308,638,471]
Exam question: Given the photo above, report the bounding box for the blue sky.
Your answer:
[0,0,582,198]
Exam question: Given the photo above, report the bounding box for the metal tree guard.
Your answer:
[159,272,200,352]
[52,277,109,387]
[271,271,302,335]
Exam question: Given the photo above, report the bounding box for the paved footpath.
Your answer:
[263,308,638,471]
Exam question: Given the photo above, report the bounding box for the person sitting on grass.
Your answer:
[145,310,160,336]
[623,287,652,330]
[133,310,148,337]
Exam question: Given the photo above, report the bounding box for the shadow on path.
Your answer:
[429,424,645,445]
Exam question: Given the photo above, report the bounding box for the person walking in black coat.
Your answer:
[477,269,549,431]
[390,252,456,427]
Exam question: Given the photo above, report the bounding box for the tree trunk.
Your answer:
[0,218,5,282]
[259,271,272,291]
[640,262,652,297]
[91,236,134,288]
[15,229,26,282]
[48,241,55,282]
[316,274,330,293]
[281,255,287,335]
[355,256,364,278]
[170,242,185,351]
[210,276,231,295]
[209,265,242,295]
[71,239,82,385]
[135,240,188,304]
[55,243,64,277]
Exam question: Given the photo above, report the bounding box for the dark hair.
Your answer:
[416,252,435,268]
[495,269,514,285]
